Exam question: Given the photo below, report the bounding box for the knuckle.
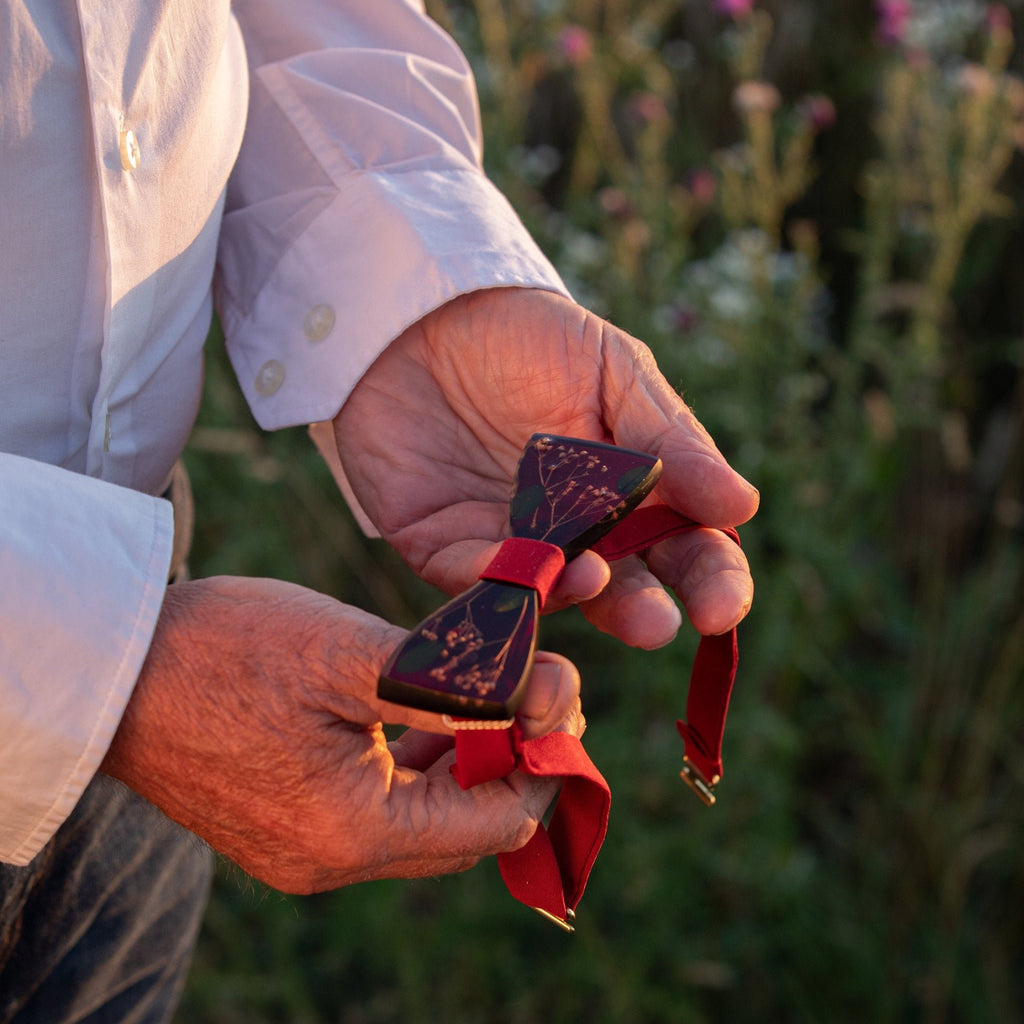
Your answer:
[505,814,541,853]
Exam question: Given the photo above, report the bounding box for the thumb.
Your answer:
[594,317,759,528]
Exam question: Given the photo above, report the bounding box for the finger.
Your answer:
[420,533,614,627]
[421,534,612,607]
[580,529,752,641]
[579,556,684,649]
[644,527,753,634]
[388,728,455,771]
[255,756,566,893]
[409,508,507,593]
[516,652,582,738]
[545,550,611,609]
[365,762,562,871]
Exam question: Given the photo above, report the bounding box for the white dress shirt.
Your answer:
[0,0,566,864]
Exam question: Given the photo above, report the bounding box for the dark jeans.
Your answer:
[0,776,212,1023]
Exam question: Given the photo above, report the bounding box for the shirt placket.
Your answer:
[75,0,159,483]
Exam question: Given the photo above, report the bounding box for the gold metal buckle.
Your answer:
[680,757,719,806]
[531,906,576,933]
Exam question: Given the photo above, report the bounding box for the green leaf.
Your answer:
[394,635,447,674]
[510,483,547,519]
[491,586,532,615]
[616,464,653,495]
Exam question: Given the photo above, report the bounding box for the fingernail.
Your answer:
[522,661,561,722]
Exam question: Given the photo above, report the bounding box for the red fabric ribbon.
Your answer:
[595,506,742,791]
[480,537,565,606]
[449,504,742,928]
[451,724,609,930]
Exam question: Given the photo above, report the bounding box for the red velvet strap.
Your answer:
[451,503,742,927]
[480,538,566,608]
[593,503,712,559]
[450,723,609,930]
[450,725,518,785]
[595,506,742,799]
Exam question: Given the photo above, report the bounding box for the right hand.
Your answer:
[334,288,757,650]
[101,575,582,894]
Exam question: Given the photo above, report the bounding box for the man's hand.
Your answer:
[333,288,758,649]
[101,576,581,894]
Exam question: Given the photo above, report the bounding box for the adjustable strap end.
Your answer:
[531,906,576,933]
[676,721,721,807]
[679,756,719,806]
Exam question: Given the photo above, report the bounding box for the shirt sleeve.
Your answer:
[217,0,569,432]
[0,455,172,864]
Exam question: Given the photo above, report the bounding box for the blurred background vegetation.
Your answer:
[178,1,1024,1021]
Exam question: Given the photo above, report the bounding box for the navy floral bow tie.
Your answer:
[378,433,662,720]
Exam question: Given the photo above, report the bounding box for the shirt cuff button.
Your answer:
[119,128,141,171]
[255,360,286,396]
[303,303,336,343]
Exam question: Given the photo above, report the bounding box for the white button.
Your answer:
[303,303,336,343]
[119,128,140,171]
[255,360,285,396]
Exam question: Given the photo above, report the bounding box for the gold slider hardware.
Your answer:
[532,906,576,933]
[441,715,515,731]
[680,757,719,806]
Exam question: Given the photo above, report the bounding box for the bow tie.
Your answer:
[379,433,663,720]
[378,433,741,929]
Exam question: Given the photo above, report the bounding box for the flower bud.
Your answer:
[732,80,782,114]
[557,25,593,65]
[797,94,837,132]
[875,0,912,48]
[713,0,755,19]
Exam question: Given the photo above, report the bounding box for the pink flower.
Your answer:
[686,168,717,207]
[557,25,593,65]
[797,94,837,132]
[598,187,634,220]
[986,4,1013,39]
[628,92,670,125]
[714,0,754,19]
[875,0,912,48]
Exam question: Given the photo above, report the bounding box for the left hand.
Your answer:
[333,287,758,650]
[102,575,583,894]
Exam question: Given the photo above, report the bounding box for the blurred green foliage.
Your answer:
[179,1,1024,1021]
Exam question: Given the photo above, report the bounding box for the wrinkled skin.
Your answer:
[103,576,580,894]
[103,287,756,895]
[334,288,757,644]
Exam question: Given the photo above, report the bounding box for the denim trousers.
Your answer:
[0,775,213,1023]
